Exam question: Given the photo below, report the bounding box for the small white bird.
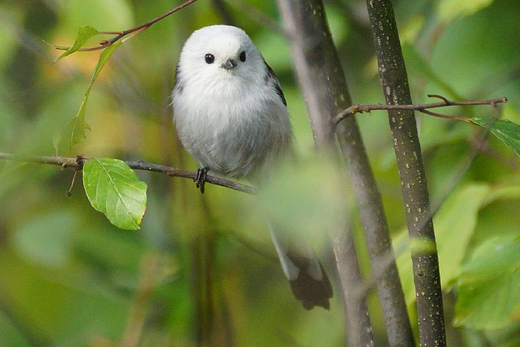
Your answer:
[172,25,332,309]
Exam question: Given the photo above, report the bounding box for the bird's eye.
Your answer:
[205,54,215,64]
[239,51,246,62]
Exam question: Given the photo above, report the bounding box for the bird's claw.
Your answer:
[194,167,208,194]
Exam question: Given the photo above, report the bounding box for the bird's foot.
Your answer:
[194,167,208,194]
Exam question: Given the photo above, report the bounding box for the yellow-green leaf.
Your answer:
[437,0,494,24]
[55,40,123,148]
[53,26,99,62]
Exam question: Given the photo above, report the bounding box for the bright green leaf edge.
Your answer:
[470,117,520,156]
[53,26,99,63]
[83,158,147,230]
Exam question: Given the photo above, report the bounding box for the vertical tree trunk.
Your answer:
[277,0,413,346]
[366,0,447,346]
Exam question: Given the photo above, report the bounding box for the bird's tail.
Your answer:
[269,225,333,310]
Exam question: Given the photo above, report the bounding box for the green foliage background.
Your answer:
[0,0,519,346]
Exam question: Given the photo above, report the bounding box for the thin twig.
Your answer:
[66,169,79,197]
[0,153,82,168]
[0,152,254,195]
[332,95,508,127]
[55,0,198,52]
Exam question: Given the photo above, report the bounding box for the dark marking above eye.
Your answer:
[264,61,287,106]
[239,51,246,62]
[205,54,215,64]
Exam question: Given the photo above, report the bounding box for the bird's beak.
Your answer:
[221,58,238,70]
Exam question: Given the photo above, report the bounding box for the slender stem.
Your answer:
[332,96,507,126]
[366,1,446,346]
[56,0,199,52]
[331,226,374,347]
[0,152,253,195]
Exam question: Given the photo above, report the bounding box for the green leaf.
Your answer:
[83,158,147,230]
[55,40,123,149]
[53,26,99,62]
[57,114,92,149]
[470,117,520,156]
[454,235,520,330]
[91,39,122,82]
[435,184,490,288]
[436,0,494,24]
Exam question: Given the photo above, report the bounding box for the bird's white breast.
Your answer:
[173,72,292,179]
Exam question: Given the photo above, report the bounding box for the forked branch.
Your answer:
[332,95,507,127]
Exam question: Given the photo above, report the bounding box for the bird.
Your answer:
[172,25,332,310]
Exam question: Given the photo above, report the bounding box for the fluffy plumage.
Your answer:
[173,25,291,179]
[172,25,332,309]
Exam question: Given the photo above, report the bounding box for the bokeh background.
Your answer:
[0,0,519,346]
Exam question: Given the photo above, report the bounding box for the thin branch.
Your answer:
[0,152,254,195]
[330,223,374,347]
[55,0,198,52]
[332,95,508,126]
[366,0,446,346]
[66,170,79,197]
[0,153,81,168]
[277,1,399,346]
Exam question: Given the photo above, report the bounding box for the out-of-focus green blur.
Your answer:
[0,0,519,346]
